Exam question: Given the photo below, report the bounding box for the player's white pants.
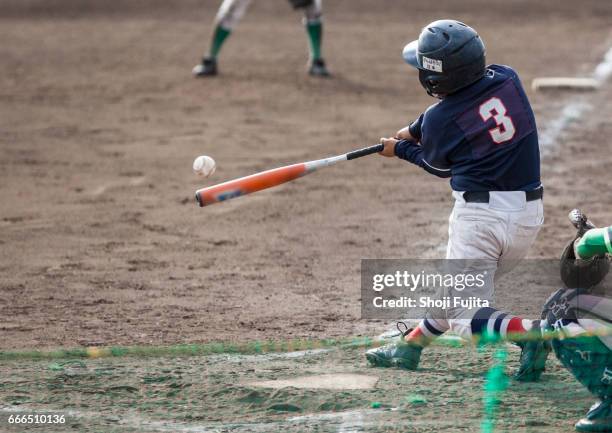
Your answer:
[215,0,322,31]
[424,191,544,340]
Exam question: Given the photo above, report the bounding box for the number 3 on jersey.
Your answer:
[479,97,516,144]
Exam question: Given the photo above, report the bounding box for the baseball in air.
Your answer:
[193,155,216,177]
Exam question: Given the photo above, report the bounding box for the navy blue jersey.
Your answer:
[395,64,540,191]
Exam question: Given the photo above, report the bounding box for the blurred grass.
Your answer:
[0,335,467,361]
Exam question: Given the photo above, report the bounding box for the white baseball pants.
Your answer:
[426,191,544,339]
[215,0,322,30]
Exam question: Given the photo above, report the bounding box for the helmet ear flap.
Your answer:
[418,69,443,96]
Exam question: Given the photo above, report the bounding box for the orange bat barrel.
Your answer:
[195,163,308,207]
[194,144,382,208]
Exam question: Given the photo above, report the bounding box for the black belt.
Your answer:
[463,187,543,203]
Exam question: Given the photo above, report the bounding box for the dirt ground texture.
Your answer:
[2,1,612,432]
[0,343,599,433]
[0,0,611,365]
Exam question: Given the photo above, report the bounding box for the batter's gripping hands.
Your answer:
[379,138,399,157]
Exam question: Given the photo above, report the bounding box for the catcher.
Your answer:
[192,0,329,77]
[518,209,611,432]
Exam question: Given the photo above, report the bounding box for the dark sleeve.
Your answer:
[408,114,424,141]
[394,139,452,178]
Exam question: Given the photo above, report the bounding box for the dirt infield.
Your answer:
[0,342,596,432]
[1,0,611,351]
[2,1,612,432]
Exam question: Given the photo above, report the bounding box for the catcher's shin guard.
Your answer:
[552,336,612,401]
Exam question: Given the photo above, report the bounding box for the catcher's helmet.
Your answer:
[403,20,486,97]
[560,236,610,289]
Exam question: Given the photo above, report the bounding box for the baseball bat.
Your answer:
[195,143,384,207]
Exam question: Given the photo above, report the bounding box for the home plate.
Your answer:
[249,373,379,390]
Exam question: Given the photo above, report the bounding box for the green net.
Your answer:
[1,329,608,432]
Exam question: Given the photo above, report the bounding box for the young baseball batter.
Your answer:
[367,20,544,371]
[518,209,611,432]
[192,0,329,77]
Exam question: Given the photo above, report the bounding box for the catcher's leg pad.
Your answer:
[552,336,612,400]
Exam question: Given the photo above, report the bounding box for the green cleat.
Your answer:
[308,58,330,77]
[514,321,551,382]
[575,399,612,432]
[192,57,218,77]
[365,341,422,370]
[514,339,551,382]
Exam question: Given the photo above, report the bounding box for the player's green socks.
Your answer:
[209,25,231,59]
[305,20,322,60]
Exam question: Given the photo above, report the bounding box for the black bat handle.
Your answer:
[346,143,385,160]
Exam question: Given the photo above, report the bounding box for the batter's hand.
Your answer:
[379,137,399,157]
[395,126,414,140]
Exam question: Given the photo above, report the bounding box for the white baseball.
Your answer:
[193,155,216,177]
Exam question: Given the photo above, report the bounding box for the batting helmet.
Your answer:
[402,20,486,97]
[560,236,610,289]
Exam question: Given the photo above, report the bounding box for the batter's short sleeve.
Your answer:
[419,116,464,175]
[395,139,452,178]
[420,137,453,173]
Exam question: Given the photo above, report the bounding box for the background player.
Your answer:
[367,20,544,370]
[518,209,611,432]
[192,0,329,77]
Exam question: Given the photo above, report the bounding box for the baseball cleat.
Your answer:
[308,58,330,77]
[514,322,551,382]
[192,57,218,77]
[365,341,422,370]
[575,399,612,432]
